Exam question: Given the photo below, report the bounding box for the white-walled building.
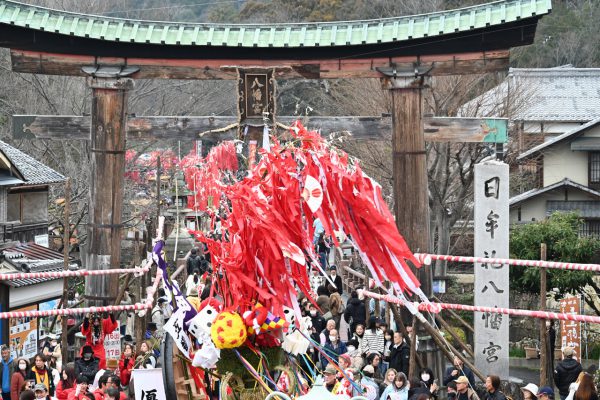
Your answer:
[463,67,600,232]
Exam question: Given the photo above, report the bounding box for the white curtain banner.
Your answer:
[132,368,167,400]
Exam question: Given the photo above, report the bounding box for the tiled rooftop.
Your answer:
[0,140,65,186]
[0,0,551,48]
[1,242,72,287]
[461,67,600,122]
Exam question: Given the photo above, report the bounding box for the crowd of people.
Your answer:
[293,254,599,400]
[0,304,164,400]
[3,239,599,400]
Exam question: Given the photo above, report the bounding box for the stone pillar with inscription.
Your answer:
[474,160,509,379]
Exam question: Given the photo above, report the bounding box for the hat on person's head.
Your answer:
[82,345,94,356]
[562,346,575,357]
[329,265,337,271]
[157,297,168,304]
[363,365,375,375]
[323,365,337,375]
[537,387,554,398]
[106,358,118,370]
[521,383,539,396]
[33,384,47,392]
[454,376,470,384]
[339,353,351,363]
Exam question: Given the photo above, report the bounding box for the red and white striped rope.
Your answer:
[0,273,162,320]
[414,253,600,272]
[359,289,600,324]
[0,265,150,281]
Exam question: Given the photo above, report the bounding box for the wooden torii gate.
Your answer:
[0,0,550,387]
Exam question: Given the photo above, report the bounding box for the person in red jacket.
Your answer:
[117,344,134,387]
[10,358,28,400]
[66,376,91,400]
[81,313,118,370]
[55,365,76,400]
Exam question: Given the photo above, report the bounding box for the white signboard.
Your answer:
[132,368,167,400]
[34,234,49,247]
[104,322,121,360]
[163,307,192,359]
[474,161,509,378]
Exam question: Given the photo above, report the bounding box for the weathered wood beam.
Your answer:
[13,115,508,143]
[424,116,508,143]
[10,49,510,80]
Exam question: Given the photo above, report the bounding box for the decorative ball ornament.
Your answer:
[210,311,247,349]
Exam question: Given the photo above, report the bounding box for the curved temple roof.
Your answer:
[0,0,551,60]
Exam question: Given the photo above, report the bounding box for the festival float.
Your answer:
[156,122,431,399]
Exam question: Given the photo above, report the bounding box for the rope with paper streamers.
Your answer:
[359,289,600,324]
[0,271,162,319]
[415,253,600,272]
[0,265,149,281]
[0,215,167,320]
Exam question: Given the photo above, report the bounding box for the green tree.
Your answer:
[510,212,600,314]
[512,0,600,67]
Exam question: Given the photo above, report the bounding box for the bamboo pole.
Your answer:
[433,296,474,334]
[60,178,70,362]
[435,313,474,358]
[540,243,549,386]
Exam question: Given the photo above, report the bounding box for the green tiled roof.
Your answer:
[0,0,551,48]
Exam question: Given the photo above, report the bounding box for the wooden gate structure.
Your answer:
[0,0,551,396]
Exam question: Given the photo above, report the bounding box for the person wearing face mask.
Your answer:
[381,372,409,400]
[321,329,347,368]
[81,313,117,370]
[328,265,343,295]
[345,339,365,370]
[74,346,99,385]
[320,319,337,346]
[307,304,326,336]
[419,368,438,398]
[10,358,28,400]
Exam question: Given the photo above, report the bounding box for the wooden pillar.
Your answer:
[384,74,432,295]
[84,73,134,307]
[383,70,437,378]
